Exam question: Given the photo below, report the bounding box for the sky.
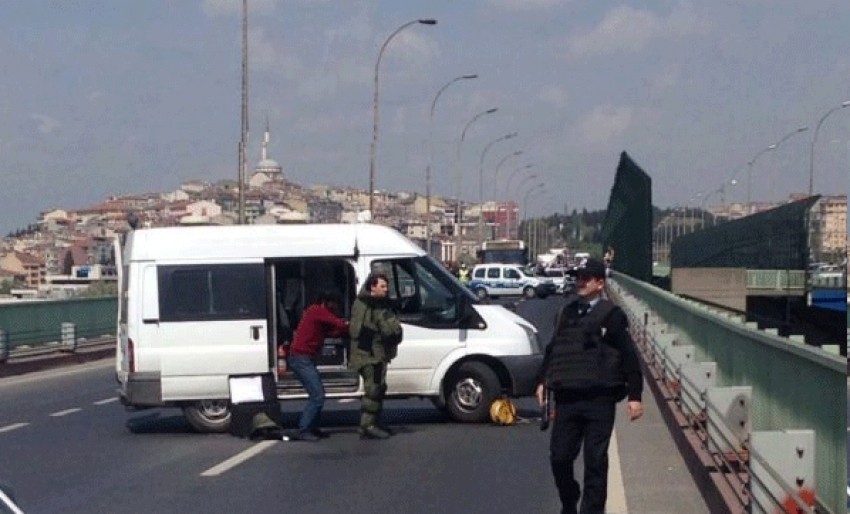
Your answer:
[1,0,848,235]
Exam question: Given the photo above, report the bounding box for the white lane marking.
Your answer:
[336,399,356,404]
[0,422,29,433]
[607,428,628,514]
[93,397,118,405]
[50,408,82,417]
[200,440,278,477]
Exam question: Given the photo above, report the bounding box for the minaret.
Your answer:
[253,114,283,179]
[261,115,270,162]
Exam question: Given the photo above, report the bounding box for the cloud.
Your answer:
[538,85,570,108]
[485,0,566,11]
[567,4,708,57]
[201,0,278,17]
[30,114,61,135]
[248,27,304,78]
[575,105,633,145]
[384,31,439,75]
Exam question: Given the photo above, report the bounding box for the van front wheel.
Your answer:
[523,286,536,299]
[446,362,500,423]
[183,400,232,433]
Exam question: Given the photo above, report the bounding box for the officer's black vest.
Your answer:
[545,299,625,391]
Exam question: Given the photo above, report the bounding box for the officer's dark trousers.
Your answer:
[549,399,616,514]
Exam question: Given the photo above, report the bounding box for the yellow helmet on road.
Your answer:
[489,397,517,425]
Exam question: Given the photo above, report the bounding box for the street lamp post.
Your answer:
[368,18,437,220]
[426,74,478,255]
[477,135,518,245]
[507,170,536,238]
[809,100,850,195]
[521,183,545,253]
[746,126,808,211]
[454,107,498,263]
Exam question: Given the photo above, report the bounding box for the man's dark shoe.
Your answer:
[359,425,391,440]
[376,424,395,436]
[287,430,320,442]
[310,428,330,439]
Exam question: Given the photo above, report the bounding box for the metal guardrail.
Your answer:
[610,273,845,514]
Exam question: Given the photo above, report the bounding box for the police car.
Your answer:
[469,263,556,299]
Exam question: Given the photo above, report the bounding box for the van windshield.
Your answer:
[370,256,477,324]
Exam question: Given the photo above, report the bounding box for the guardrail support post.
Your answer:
[0,329,8,362]
[749,429,816,514]
[705,386,752,456]
[61,322,77,352]
[679,361,716,420]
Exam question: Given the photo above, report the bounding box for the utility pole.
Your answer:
[238,0,249,225]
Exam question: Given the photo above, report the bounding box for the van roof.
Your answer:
[124,223,424,261]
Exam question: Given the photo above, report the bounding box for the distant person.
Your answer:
[458,262,470,284]
[349,272,403,440]
[536,258,643,514]
[286,291,349,442]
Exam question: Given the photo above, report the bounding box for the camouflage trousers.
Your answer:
[356,361,387,429]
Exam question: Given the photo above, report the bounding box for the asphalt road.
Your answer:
[0,295,709,514]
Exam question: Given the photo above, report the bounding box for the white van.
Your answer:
[115,224,543,432]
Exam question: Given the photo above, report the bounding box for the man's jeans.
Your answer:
[288,355,325,434]
[549,399,616,514]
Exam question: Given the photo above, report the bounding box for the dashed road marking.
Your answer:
[201,440,279,477]
[0,422,29,433]
[50,408,82,417]
[93,397,118,405]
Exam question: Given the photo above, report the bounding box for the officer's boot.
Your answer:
[359,411,390,440]
[375,408,395,436]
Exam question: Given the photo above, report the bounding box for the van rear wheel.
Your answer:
[474,287,488,300]
[446,362,500,423]
[183,400,232,433]
[523,286,536,299]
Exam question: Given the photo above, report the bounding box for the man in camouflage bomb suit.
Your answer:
[349,272,403,440]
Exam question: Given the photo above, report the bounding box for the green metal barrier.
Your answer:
[613,272,846,513]
[0,297,116,352]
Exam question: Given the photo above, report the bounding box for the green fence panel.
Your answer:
[0,297,117,349]
[614,272,846,514]
[671,196,819,270]
[601,151,653,282]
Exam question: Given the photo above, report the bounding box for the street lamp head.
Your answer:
[841,100,850,108]
[513,150,523,156]
[486,108,498,114]
[462,74,478,79]
[796,126,808,133]
[418,19,437,25]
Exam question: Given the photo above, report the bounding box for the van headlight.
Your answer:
[520,324,542,354]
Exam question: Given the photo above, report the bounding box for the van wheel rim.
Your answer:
[454,378,483,410]
[198,400,229,419]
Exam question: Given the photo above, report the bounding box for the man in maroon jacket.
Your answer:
[287,291,349,441]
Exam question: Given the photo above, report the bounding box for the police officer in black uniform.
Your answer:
[536,258,643,514]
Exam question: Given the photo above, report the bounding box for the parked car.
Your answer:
[540,267,576,295]
[469,263,556,300]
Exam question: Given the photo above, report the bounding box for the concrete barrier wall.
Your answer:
[671,267,747,311]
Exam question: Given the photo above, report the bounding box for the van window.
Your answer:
[158,264,266,322]
[504,268,521,279]
[487,267,500,279]
[473,267,485,279]
[372,256,472,325]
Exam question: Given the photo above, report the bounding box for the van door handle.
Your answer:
[250,325,263,340]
